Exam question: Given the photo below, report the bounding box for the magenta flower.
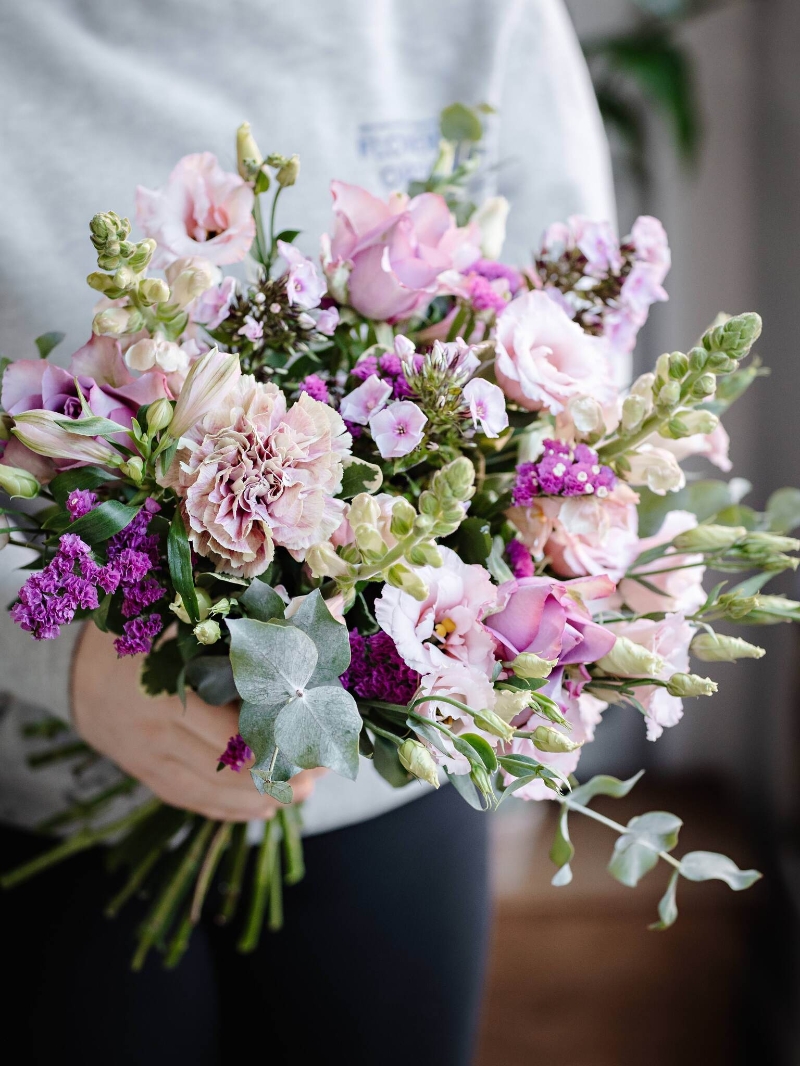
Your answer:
[219,734,254,772]
[298,374,330,404]
[340,630,420,704]
[65,489,98,520]
[339,374,393,425]
[369,400,427,459]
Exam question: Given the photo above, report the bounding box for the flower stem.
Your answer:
[279,806,305,886]
[216,822,249,926]
[564,799,682,871]
[190,821,233,924]
[238,819,276,953]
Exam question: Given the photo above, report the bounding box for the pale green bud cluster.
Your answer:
[702,312,762,361]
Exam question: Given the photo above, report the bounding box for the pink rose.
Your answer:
[136,153,255,268]
[508,482,640,583]
[325,182,480,322]
[375,546,498,677]
[616,510,706,616]
[495,291,615,414]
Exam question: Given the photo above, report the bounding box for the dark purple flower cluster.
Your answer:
[66,489,98,520]
[351,351,423,400]
[107,498,166,621]
[298,373,330,404]
[218,733,253,772]
[506,538,534,578]
[512,440,616,506]
[115,614,163,657]
[340,629,420,705]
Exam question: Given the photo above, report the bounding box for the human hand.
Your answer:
[71,624,322,821]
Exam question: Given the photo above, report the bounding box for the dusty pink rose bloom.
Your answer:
[495,291,615,414]
[508,482,640,583]
[325,181,480,321]
[607,613,693,740]
[136,153,255,268]
[375,546,498,677]
[616,510,706,616]
[170,381,351,577]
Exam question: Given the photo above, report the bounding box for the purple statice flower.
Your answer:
[120,577,166,619]
[467,274,509,314]
[343,419,363,440]
[511,439,616,505]
[351,354,380,381]
[114,613,163,657]
[65,489,98,520]
[107,497,166,630]
[218,734,254,772]
[506,538,535,578]
[469,258,524,293]
[298,374,331,404]
[340,629,420,705]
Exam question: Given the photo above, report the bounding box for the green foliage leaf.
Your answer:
[608,811,683,888]
[239,699,301,789]
[35,331,66,359]
[140,638,184,697]
[765,487,800,534]
[339,456,383,498]
[459,732,498,773]
[53,414,128,438]
[440,102,483,143]
[167,510,199,625]
[650,869,680,931]
[238,581,285,623]
[679,851,762,890]
[251,776,293,803]
[445,770,486,810]
[228,619,317,706]
[568,770,644,808]
[451,517,492,565]
[371,734,412,788]
[274,685,361,779]
[185,657,238,705]
[550,805,575,886]
[287,589,351,685]
[49,466,117,506]
[274,228,301,245]
[66,499,141,544]
[637,480,736,538]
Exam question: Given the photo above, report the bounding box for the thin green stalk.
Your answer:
[131,818,215,971]
[105,847,164,919]
[266,186,284,271]
[238,819,277,952]
[216,822,249,926]
[268,829,284,932]
[564,799,682,871]
[190,821,233,924]
[163,906,194,970]
[364,718,404,746]
[27,740,92,768]
[0,797,161,890]
[253,193,269,269]
[37,776,139,833]
[279,806,305,886]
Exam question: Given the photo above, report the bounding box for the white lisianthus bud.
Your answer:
[165,256,221,309]
[125,334,190,375]
[194,619,222,645]
[743,531,800,553]
[625,446,686,495]
[597,636,669,678]
[471,708,516,741]
[169,348,241,440]
[472,196,510,260]
[398,739,440,788]
[12,411,122,466]
[145,398,174,436]
[507,653,557,679]
[0,464,40,499]
[493,688,534,721]
[621,393,649,432]
[568,395,605,438]
[236,121,263,181]
[305,541,351,580]
[92,307,132,336]
[348,493,382,530]
[673,524,746,552]
[169,588,212,624]
[276,154,300,187]
[666,672,718,697]
[690,632,766,662]
[532,725,582,754]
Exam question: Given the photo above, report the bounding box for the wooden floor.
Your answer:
[475,779,762,1066]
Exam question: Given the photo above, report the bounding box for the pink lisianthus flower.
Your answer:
[369,400,427,458]
[375,546,499,677]
[508,482,641,583]
[495,291,615,414]
[461,378,509,438]
[616,510,706,616]
[485,573,617,668]
[135,153,255,268]
[168,382,350,578]
[325,181,480,322]
[414,660,501,775]
[606,613,693,740]
[277,240,326,310]
[339,374,393,425]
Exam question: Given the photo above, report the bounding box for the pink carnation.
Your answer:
[169,382,350,577]
[495,291,615,414]
[136,153,255,268]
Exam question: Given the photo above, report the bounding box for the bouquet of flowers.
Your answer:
[2,104,797,967]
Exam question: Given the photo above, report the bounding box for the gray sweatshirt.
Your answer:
[0,0,614,835]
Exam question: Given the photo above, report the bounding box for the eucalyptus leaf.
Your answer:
[568,770,644,808]
[371,734,412,788]
[239,700,302,788]
[35,331,66,359]
[274,684,361,779]
[251,776,294,804]
[445,770,486,811]
[649,869,680,931]
[440,102,483,143]
[228,619,317,706]
[679,851,762,890]
[765,487,800,534]
[287,589,351,685]
[608,811,682,888]
[238,581,285,623]
[339,456,383,498]
[185,657,238,705]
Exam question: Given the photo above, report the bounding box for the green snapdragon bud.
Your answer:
[691,631,765,662]
[398,739,440,788]
[656,380,681,409]
[532,725,582,754]
[668,352,689,379]
[621,393,648,433]
[407,540,442,567]
[666,672,718,697]
[386,564,428,601]
[389,497,416,539]
[0,464,40,499]
[690,373,716,399]
[688,346,709,372]
[127,239,157,273]
[672,524,746,552]
[702,312,762,360]
[138,278,170,306]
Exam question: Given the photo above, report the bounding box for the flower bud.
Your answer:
[702,312,762,360]
[165,256,220,308]
[120,456,144,484]
[668,352,689,379]
[170,348,241,440]
[625,447,685,495]
[389,497,416,539]
[705,352,737,374]
[666,672,718,697]
[305,541,351,580]
[631,372,656,400]
[169,588,212,625]
[438,456,475,501]
[0,414,13,441]
[597,636,669,678]
[655,380,681,409]
[742,531,800,553]
[568,395,605,438]
[472,195,510,260]
[145,398,174,436]
[398,739,440,788]
[655,353,672,383]
[194,619,222,645]
[236,121,263,180]
[678,409,719,436]
[507,653,557,679]
[690,373,716,398]
[0,464,40,499]
[348,493,381,530]
[413,513,435,535]
[276,154,300,187]
[532,725,582,754]
[672,524,746,552]
[138,277,171,306]
[387,565,429,601]
[690,631,766,662]
[12,411,122,466]
[92,307,133,336]
[407,540,442,568]
[353,525,385,557]
[471,708,516,741]
[688,346,710,372]
[716,592,760,620]
[469,764,494,798]
[128,239,157,273]
[621,393,648,433]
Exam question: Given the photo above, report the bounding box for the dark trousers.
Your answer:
[1,784,490,1065]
